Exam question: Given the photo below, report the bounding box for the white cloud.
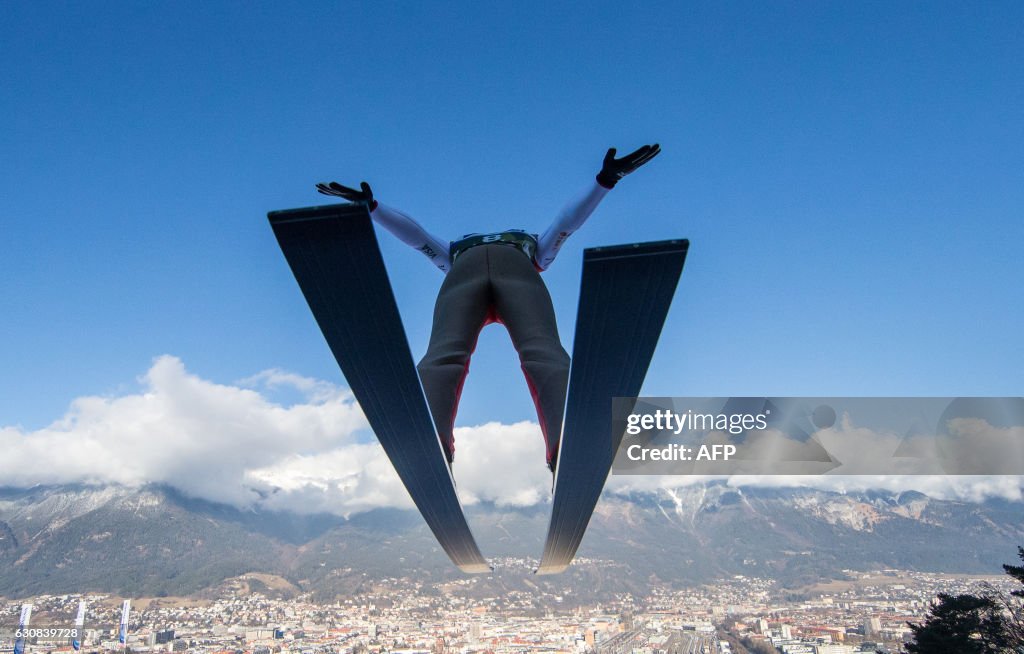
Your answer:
[448,421,551,507]
[238,368,342,404]
[607,474,1024,503]
[0,356,553,516]
[1,356,1021,516]
[0,356,368,509]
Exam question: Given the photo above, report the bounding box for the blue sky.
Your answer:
[2,1,1022,435]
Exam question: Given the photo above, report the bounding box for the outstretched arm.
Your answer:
[535,181,609,271]
[535,144,660,271]
[316,181,452,273]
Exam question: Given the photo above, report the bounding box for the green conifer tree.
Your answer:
[905,593,1005,653]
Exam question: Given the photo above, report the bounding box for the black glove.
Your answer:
[596,144,661,189]
[315,180,378,210]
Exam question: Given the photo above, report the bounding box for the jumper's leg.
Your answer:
[417,246,492,464]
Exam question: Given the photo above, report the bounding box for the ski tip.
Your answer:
[458,562,494,574]
[534,564,569,576]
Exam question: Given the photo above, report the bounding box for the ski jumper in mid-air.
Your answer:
[317,144,660,472]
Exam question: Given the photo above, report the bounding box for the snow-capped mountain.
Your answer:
[1,482,1021,598]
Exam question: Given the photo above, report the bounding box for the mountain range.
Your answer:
[1,483,1021,599]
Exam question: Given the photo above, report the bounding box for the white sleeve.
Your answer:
[535,180,610,271]
[371,202,451,273]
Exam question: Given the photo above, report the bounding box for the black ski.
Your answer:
[536,239,688,574]
[269,203,490,573]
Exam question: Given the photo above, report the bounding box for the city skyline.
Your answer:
[4,566,1018,653]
